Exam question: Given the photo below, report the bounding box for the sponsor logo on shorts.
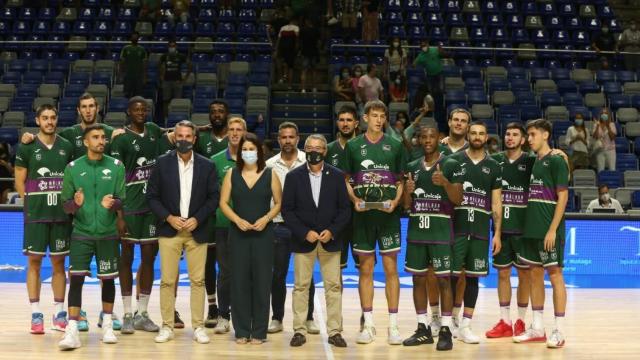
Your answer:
[55,238,66,251]
[381,235,394,248]
[474,258,486,270]
[433,258,442,269]
[99,260,113,272]
[443,256,451,269]
[149,224,156,236]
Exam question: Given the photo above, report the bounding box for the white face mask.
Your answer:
[422,46,428,52]
[600,193,610,202]
[241,150,258,165]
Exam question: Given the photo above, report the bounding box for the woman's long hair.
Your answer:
[236,133,266,173]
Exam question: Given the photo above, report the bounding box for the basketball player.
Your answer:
[514,119,569,348]
[341,100,408,345]
[448,121,503,344]
[109,97,162,334]
[58,124,126,350]
[402,124,463,351]
[15,105,73,334]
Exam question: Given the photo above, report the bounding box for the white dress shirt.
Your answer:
[586,198,624,214]
[266,149,307,223]
[308,164,324,207]
[177,151,194,218]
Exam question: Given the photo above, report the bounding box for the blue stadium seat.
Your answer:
[632,191,640,208]
[109,97,128,112]
[557,80,577,94]
[563,92,584,106]
[59,97,78,111]
[445,90,467,108]
[38,8,56,21]
[0,128,19,146]
[198,8,216,22]
[195,22,213,36]
[503,1,518,15]
[467,90,488,105]
[568,106,591,119]
[113,21,132,36]
[615,137,630,154]
[23,71,44,85]
[521,104,542,120]
[609,94,631,111]
[97,7,115,21]
[617,71,636,83]
[617,154,639,171]
[541,92,562,108]
[74,20,91,36]
[546,16,563,31]
[603,82,622,96]
[578,81,600,95]
[598,170,622,188]
[596,70,616,85]
[635,138,640,156]
[425,0,441,13]
[117,7,137,21]
[78,8,96,21]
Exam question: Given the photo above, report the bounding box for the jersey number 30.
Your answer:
[419,215,430,229]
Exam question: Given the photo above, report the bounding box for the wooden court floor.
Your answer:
[0,283,638,360]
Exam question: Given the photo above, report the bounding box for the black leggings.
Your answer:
[205,246,217,298]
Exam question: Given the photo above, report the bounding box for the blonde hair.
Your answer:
[227,117,247,130]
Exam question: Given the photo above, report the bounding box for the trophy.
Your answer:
[358,172,392,210]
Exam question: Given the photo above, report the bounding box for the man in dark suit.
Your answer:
[282,134,352,348]
[146,120,219,344]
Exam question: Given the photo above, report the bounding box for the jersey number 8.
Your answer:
[419,215,430,229]
[504,206,510,219]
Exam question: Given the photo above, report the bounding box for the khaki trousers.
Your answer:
[292,243,342,336]
[159,231,207,329]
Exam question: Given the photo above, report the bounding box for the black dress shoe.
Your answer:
[290,333,307,347]
[328,333,347,348]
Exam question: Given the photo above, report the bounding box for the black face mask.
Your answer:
[176,140,193,154]
[306,151,324,165]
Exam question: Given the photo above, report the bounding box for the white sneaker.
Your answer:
[213,317,230,334]
[451,317,460,338]
[387,326,402,345]
[513,327,547,343]
[267,320,283,334]
[546,329,565,348]
[306,320,320,335]
[356,325,376,344]
[429,315,442,337]
[457,326,480,344]
[58,323,81,351]
[102,327,118,344]
[154,326,174,343]
[193,327,210,344]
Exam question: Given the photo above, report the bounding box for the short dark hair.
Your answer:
[128,96,147,109]
[278,121,299,134]
[36,104,58,117]
[77,92,98,108]
[598,183,609,192]
[366,63,376,73]
[505,122,526,136]
[83,123,105,139]
[418,122,439,133]
[209,99,229,113]
[526,118,553,134]
[449,108,471,121]
[469,120,488,131]
[237,133,266,173]
[337,105,358,121]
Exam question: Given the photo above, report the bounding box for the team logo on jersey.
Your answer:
[454,168,466,177]
[150,136,156,142]
[383,144,391,151]
[37,167,51,177]
[361,148,367,156]
[134,143,141,152]
[35,153,42,161]
[360,160,390,170]
[482,166,490,174]
[463,181,487,195]
[59,149,66,156]
[136,157,148,166]
[102,169,112,179]
[543,161,549,167]
[518,164,527,171]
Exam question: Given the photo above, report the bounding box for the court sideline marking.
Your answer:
[314,291,335,360]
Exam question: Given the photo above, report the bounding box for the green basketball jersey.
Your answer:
[211,148,236,229]
[491,152,536,235]
[341,133,408,202]
[109,123,163,215]
[157,133,175,155]
[15,136,74,223]
[59,123,115,160]
[449,150,502,240]
[326,139,347,170]
[524,153,569,239]
[196,130,228,158]
[406,155,463,244]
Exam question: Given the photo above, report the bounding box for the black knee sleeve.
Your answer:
[463,277,479,309]
[102,279,115,304]
[68,276,85,308]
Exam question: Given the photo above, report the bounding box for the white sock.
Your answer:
[54,301,64,314]
[532,310,544,331]
[389,313,398,328]
[452,306,461,319]
[417,313,428,326]
[554,316,564,332]
[500,306,512,325]
[430,304,440,318]
[68,319,78,330]
[122,296,132,314]
[102,313,112,328]
[363,311,374,327]
[461,316,472,328]
[138,294,150,313]
[441,315,452,328]
[518,305,528,321]
[31,302,41,314]
[208,294,217,306]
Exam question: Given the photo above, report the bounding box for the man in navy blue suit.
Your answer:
[282,134,352,348]
[146,120,219,344]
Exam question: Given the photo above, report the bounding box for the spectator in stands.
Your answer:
[120,32,147,98]
[351,65,364,111]
[361,0,380,43]
[618,20,640,71]
[487,137,500,155]
[140,0,162,24]
[300,18,321,94]
[358,64,384,102]
[276,18,300,90]
[333,66,355,101]
[0,142,14,204]
[591,108,617,172]
[389,74,408,102]
[385,111,412,152]
[591,24,616,70]
[413,39,444,98]
[393,111,410,135]
[586,184,625,214]
[336,0,360,40]
[160,39,191,117]
[384,37,408,86]
[165,0,189,26]
[565,113,592,172]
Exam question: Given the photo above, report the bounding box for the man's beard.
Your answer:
[339,130,355,139]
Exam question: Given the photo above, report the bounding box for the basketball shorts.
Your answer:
[493,234,529,269]
[121,212,158,244]
[23,222,71,257]
[519,234,565,268]
[404,242,452,277]
[452,235,489,277]
[69,239,120,279]
[351,210,401,256]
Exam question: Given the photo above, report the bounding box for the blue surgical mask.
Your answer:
[601,114,609,121]
[575,119,584,126]
[241,150,258,165]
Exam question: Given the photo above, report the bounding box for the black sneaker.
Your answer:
[436,326,453,351]
[402,323,434,346]
[205,305,219,328]
[174,311,185,329]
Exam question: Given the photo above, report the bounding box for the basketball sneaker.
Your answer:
[213,317,230,334]
[513,319,526,336]
[31,313,45,334]
[52,311,68,332]
[429,315,442,337]
[513,327,546,343]
[77,310,89,332]
[436,326,453,351]
[402,323,433,346]
[98,311,122,331]
[174,311,185,329]
[121,312,135,334]
[58,321,81,350]
[485,320,513,338]
[205,305,219,328]
[546,329,565,348]
[458,326,480,344]
[356,325,376,344]
[388,326,403,345]
[133,311,160,332]
[451,316,460,338]
[101,317,118,344]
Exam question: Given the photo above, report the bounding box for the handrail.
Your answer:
[0,40,273,46]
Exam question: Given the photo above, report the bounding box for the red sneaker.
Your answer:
[485,319,513,338]
[513,319,526,336]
